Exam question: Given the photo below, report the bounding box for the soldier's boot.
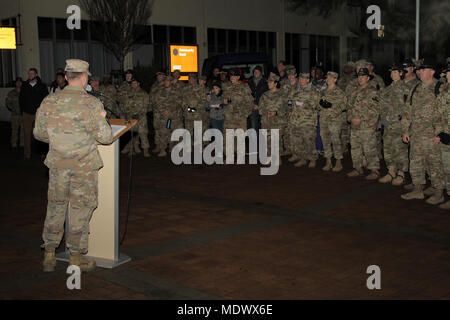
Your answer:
[308,160,316,169]
[143,149,150,158]
[69,253,96,273]
[366,170,380,181]
[439,200,450,210]
[134,143,142,154]
[294,159,307,168]
[152,147,160,154]
[332,159,343,172]
[43,249,56,272]
[423,186,435,197]
[401,185,424,200]
[347,168,364,178]
[288,155,299,163]
[121,144,131,154]
[158,150,168,157]
[322,158,332,171]
[426,189,445,205]
[392,171,406,186]
[404,183,415,191]
[379,166,396,184]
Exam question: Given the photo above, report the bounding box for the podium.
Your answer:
[56,119,137,269]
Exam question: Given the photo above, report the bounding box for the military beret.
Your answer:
[326,71,339,79]
[357,68,371,77]
[65,59,91,76]
[299,73,310,79]
[286,66,297,76]
[268,74,280,82]
[389,64,404,72]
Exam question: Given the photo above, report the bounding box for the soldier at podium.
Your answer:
[34,59,114,273]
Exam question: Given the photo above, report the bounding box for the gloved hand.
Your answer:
[319,99,333,109]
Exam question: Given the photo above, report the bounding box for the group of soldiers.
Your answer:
[83,56,450,210]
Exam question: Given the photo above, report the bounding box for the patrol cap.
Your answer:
[345,61,356,68]
[389,64,404,72]
[326,71,339,79]
[357,68,371,77]
[199,75,207,81]
[402,58,415,68]
[228,68,241,77]
[355,59,369,68]
[286,65,297,76]
[90,76,100,82]
[299,72,310,79]
[65,59,91,76]
[268,74,280,82]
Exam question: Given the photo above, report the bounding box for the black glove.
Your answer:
[438,132,450,145]
[319,99,333,109]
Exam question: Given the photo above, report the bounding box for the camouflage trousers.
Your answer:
[383,127,409,172]
[441,144,450,195]
[410,135,444,189]
[350,129,380,171]
[341,120,351,149]
[321,121,343,160]
[10,115,24,147]
[261,119,282,157]
[155,117,183,151]
[279,122,290,153]
[43,167,98,254]
[125,116,150,150]
[289,124,318,161]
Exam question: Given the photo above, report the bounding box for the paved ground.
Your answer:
[0,121,449,300]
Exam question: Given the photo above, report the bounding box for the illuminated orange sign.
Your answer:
[0,27,16,49]
[169,45,198,74]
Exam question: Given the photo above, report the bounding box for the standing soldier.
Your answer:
[338,61,355,91]
[401,62,445,205]
[403,58,420,92]
[259,74,284,165]
[222,69,254,153]
[288,72,319,168]
[433,64,450,209]
[318,72,347,172]
[172,70,185,90]
[99,74,119,118]
[378,64,409,186]
[280,65,299,157]
[117,69,134,98]
[183,73,207,138]
[347,68,380,180]
[149,70,166,154]
[121,79,151,157]
[33,59,113,272]
[367,59,385,90]
[5,77,24,149]
[153,75,183,157]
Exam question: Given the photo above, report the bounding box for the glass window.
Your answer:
[169,25,182,44]
[38,17,53,39]
[249,31,257,52]
[228,29,237,52]
[153,25,167,43]
[258,32,267,53]
[238,30,247,52]
[217,29,226,53]
[208,28,215,54]
[184,27,196,44]
[73,20,88,41]
[55,18,71,40]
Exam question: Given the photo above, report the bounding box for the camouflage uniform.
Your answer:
[149,81,165,150]
[33,86,113,254]
[433,89,450,198]
[401,79,444,190]
[5,88,24,147]
[338,74,354,92]
[122,87,151,151]
[288,86,319,162]
[281,79,300,154]
[182,83,208,135]
[347,86,380,172]
[153,86,183,152]
[379,80,409,173]
[259,88,284,155]
[319,85,347,160]
[98,84,119,118]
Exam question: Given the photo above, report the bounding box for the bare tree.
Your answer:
[80,0,154,71]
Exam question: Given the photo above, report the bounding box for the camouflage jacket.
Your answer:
[149,82,164,113]
[182,84,208,122]
[259,89,284,127]
[117,82,132,107]
[404,77,420,92]
[222,82,253,122]
[288,87,319,127]
[122,87,150,118]
[347,85,380,131]
[281,81,301,118]
[337,74,354,91]
[153,87,183,121]
[97,84,119,118]
[318,86,347,123]
[372,73,385,90]
[402,79,438,137]
[433,89,450,136]
[379,80,408,129]
[33,86,113,170]
[5,89,21,116]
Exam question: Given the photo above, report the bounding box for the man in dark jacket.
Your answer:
[19,68,48,159]
[248,66,268,130]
